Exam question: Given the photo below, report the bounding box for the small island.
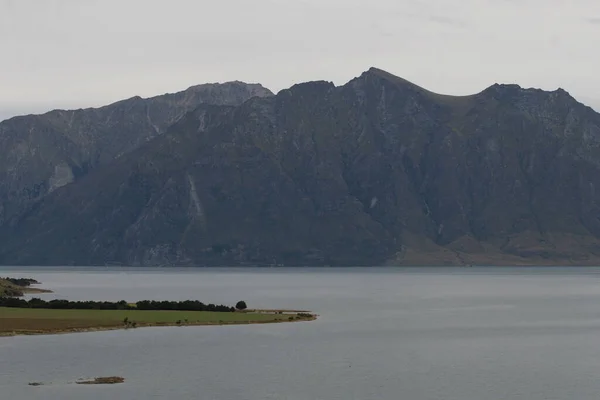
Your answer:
[76,376,125,385]
[29,376,126,386]
[0,277,316,337]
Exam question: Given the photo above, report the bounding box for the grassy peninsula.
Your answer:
[0,278,316,336]
[0,307,315,336]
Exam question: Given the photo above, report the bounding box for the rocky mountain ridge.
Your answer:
[0,81,273,227]
[2,68,600,266]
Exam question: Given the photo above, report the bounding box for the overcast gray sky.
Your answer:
[1,0,599,121]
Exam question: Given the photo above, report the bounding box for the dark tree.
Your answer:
[235,301,247,310]
[0,297,235,312]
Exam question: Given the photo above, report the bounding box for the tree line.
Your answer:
[0,297,237,312]
[136,300,235,312]
[2,277,40,287]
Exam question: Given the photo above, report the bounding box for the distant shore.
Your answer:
[0,277,53,297]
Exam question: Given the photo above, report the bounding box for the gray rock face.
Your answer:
[3,68,600,266]
[0,82,273,226]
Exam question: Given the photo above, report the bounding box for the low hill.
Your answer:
[0,279,23,297]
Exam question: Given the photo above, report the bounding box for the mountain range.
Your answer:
[2,68,600,266]
[0,82,272,227]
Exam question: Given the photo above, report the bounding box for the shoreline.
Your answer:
[22,287,54,294]
[0,277,317,337]
[0,312,317,337]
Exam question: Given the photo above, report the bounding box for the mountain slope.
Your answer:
[3,68,600,266]
[0,82,273,226]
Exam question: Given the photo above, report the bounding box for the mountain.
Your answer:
[2,68,600,266]
[0,82,273,227]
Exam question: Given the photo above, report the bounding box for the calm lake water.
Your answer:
[2,267,600,399]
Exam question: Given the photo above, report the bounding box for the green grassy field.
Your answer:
[0,307,314,336]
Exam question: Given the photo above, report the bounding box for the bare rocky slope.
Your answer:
[0,82,273,227]
[2,68,600,266]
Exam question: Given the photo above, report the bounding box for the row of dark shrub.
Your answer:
[136,300,235,312]
[2,277,40,287]
[0,297,235,312]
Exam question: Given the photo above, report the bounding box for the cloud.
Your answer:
[0,0,599,119]
[428,15,469,28]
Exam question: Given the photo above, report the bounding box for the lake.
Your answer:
[2,266,600,399]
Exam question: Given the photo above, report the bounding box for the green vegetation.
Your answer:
[0,277,52,297]
[1,277,40,287]
[0,307,315,336]
[0,297,234,312]
[0,279,23,297]
[0,277,316,336]
[235,300,247,310]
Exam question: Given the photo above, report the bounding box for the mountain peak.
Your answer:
[285,80,335,93]
[360,67,422,89]
[0,80,275,227]
[479,83,582,108]
[354,67,478,107]
[185,81,273,97]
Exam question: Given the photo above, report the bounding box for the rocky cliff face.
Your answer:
[2,68,600,266]
[0,82,273,226]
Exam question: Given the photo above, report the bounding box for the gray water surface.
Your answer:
[2,267,600,399]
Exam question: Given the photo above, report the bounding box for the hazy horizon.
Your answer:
[1,0,600,121]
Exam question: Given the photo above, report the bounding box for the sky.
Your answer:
[1,0,599,121]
